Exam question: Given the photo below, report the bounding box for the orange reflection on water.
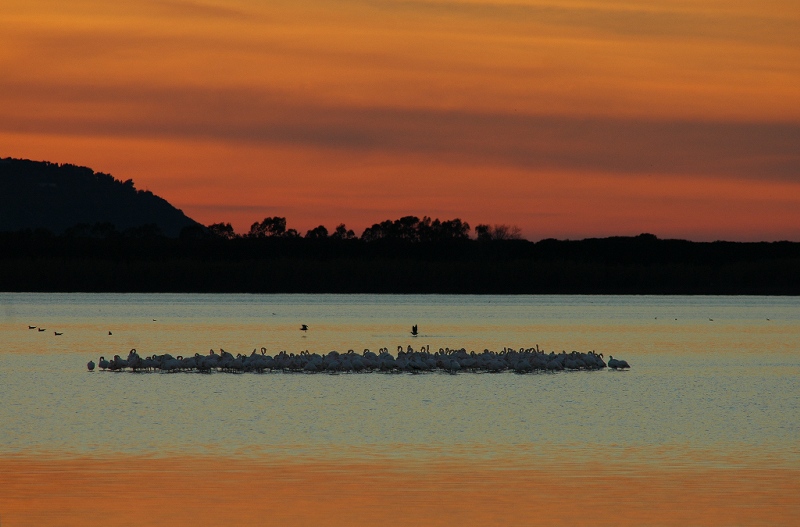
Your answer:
[1,455,797,526]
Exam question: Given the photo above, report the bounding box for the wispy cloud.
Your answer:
[1,81,797,181]
[149,0,256,20]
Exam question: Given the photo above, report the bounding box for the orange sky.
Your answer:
[1,0,799,240]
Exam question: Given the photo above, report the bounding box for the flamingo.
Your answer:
[608,355,630,369]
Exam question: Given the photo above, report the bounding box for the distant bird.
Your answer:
[766,318,770,321]
[28,325,36,329]
[152,319,157,321]
[709,318,713,321]
[300,324,308,333]
[411,324,418,337]
[98,356,109,370]
[87,360,95,371]
[38,328,46,332]
[108,331,112,335]
[608,355,630,369]
[54,331,63,336]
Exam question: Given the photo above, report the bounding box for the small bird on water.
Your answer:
[411,324,418,337]
[87,360,95,371]
[300,324,308,333]
[608,355,630,369]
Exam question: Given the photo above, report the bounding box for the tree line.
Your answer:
[1,219,798,294]
[202,215,519,242]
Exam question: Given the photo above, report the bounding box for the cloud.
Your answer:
[362,0,800,45]
[149,0,256,20]
[1,81,797,182]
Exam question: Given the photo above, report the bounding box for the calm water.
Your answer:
[1,293,799,526]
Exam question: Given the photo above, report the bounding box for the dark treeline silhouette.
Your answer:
[4,157,795,293]
[1,221,797,294]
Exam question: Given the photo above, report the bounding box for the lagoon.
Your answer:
[1,293,798,525]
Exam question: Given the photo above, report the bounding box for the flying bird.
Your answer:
[54,331,63,336]
[28,325,36,329]
[300,324,308,332]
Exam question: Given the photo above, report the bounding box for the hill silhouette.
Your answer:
[0,158,199,237]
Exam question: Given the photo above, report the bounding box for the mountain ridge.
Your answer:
[0,157,199,237]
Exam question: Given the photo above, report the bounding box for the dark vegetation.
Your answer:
[1,227,797,294]
[1,157,798,294]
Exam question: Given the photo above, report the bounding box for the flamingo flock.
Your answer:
[89,346,631,373]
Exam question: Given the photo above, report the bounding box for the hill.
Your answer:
[0,158,199,237]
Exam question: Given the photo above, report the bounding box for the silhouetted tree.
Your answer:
[475,223,521,240]
[208,222,238,239]
[475,224,491,241]
[305,225,329,239]
[248,216,287,238]
[362,216,471,242]
[417,216,471,241]
[331,223,356,240]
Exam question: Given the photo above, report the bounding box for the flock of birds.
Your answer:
[28,325,62,335]
[86,323,631,374]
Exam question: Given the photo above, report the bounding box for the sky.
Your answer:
[2,0,799,241]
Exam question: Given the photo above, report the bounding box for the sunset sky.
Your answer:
[2,0,799,240]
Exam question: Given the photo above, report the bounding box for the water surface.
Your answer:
[1,294,798,525]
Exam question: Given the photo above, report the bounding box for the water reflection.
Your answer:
[1,454,798,527]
